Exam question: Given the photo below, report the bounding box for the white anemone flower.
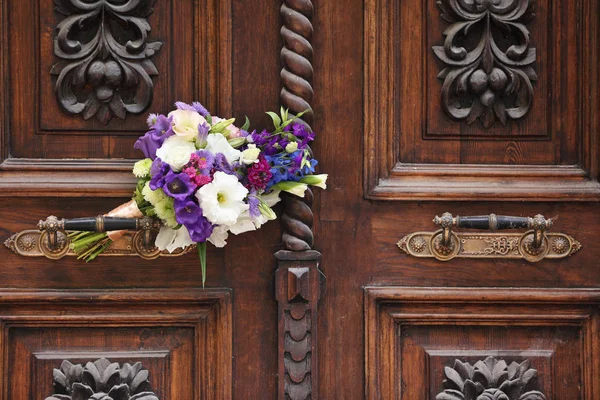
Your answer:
[155,226,195,253]
[205,133,241,164]
[196,171,249,225]
[169,109,207,141]
[155,135,196,171]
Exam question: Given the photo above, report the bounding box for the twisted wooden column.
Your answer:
[276,1,325,399]
[280,0,315,252]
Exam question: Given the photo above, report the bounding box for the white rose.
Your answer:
[156,135,196,171]
[205,133,241,164]
[169,109,206,141]
[240,144,261,165]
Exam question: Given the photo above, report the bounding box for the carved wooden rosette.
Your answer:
[436,357,546,400]
[52,0,163,125]
[46,358,159,400]
[275,250,325,400]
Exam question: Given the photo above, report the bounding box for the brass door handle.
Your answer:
[398,212,580,262]
[433,213,552,249]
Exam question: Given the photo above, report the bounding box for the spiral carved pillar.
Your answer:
[276,1,325,399]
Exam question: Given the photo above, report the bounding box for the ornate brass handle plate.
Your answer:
[4,215,194,260]
[398,213,581,262]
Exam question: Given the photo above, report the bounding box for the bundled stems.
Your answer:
[67,231,112,262]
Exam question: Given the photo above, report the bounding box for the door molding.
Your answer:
[0,288,232,399]
[365,287,600,399]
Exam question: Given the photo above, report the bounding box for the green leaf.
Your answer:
[241,116,251,131]
[198,242,207,287]
[280,106,289,122]
[205,114,212,125]
[228,137,246,148]
[266,112,282,129]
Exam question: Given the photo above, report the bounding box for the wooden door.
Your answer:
[0,0,599,399]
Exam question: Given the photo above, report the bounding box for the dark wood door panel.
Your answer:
[0,0,232,196]
[365,287,600,399]
[364,0,600,200]
[0,289,232,399]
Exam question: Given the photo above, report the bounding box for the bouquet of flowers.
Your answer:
[70,102,327,284]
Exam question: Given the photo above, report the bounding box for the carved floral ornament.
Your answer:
[433,0,537,128]
[52,0,163,125]
[436,357,546,400]
[46,358,159,400]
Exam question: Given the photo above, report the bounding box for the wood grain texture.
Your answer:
[275,250,324,400]
[365,287,600,400]
[0,288,232,399]
[364,0,600,201]
[0,0,598,398]
[0,0,232,196]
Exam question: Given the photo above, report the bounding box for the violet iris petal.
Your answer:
[163,171,195,200]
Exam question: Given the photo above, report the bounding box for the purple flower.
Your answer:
[175,101,196,111]
[175,101,210,117]
[192,102,210,117]
[134,132,162,160]
[187,216,214,242]
[149,158,170,190]
[248,191,261,219]
[134,115,174,159]
[292,123,315,148]
[173,199,214,242]
[192,150,215,172]
[174,199,202,225]
[163,171,195,200]
[214,153,234,175]
[198,123,210,147]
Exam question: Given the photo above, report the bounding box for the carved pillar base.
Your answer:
[275,250,325,400]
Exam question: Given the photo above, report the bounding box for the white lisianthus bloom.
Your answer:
[208,225,229,248]
[272,181,308,197]
[239,144,261,165]
[169,109,207,141]
[205,133,241,164]
[299,174,328,190]
[228,212,257,235]
[155,226,195,253]
[156,135,196,171]
[196,171,249,225]
[261,189,281,207]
